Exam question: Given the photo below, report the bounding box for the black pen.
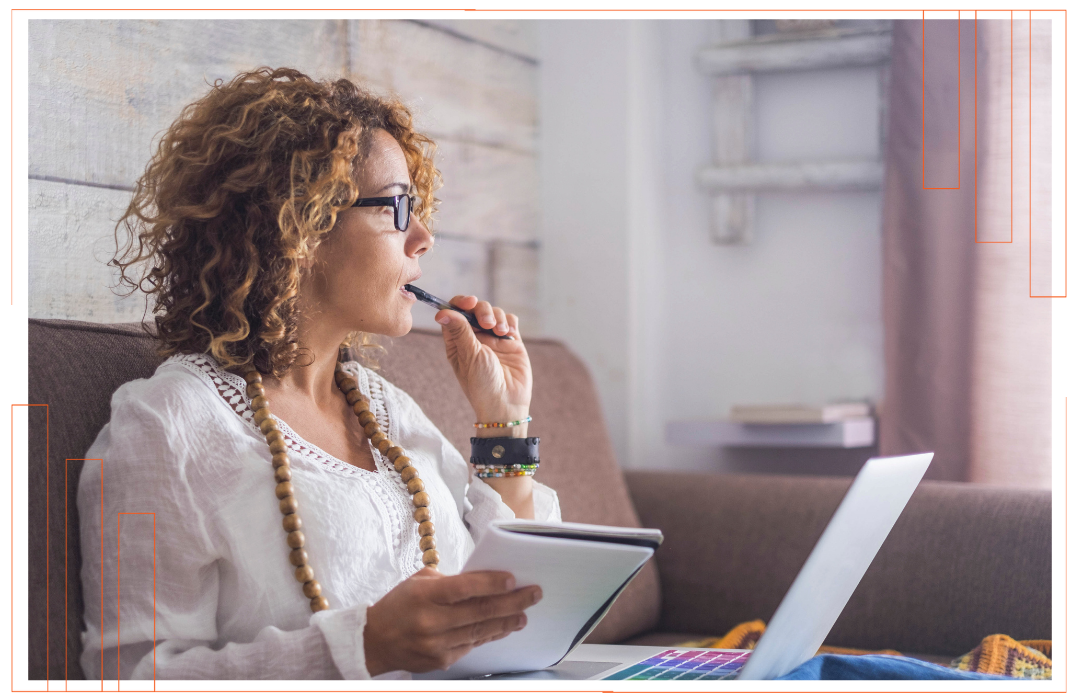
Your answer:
[404,284,516,340]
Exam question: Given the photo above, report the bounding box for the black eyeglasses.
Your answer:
[351,194,417,232]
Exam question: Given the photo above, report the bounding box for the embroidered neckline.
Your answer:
[162,353,425,574]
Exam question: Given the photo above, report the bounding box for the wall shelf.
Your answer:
[697,28,892,76]
[666,417,876,448]
[696,22,892,244]
[697,158,884,192]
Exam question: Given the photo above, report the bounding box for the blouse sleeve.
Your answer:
[462,477,562,538]
[77,377,373,680]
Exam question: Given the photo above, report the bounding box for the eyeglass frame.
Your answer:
[351,194,418,232]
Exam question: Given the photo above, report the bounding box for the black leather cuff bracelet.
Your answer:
[470,436,540,465]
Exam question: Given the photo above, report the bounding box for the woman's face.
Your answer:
[300,128,433,338]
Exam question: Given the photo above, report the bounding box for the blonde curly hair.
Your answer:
[112,66,441,376]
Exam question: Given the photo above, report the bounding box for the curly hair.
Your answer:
[112,67,441,377]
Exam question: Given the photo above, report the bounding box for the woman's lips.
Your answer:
[400,286,416,300]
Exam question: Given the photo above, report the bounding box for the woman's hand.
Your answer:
[363,567,542,675]
[436,296,532,426]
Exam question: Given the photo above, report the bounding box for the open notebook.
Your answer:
[415,520,663,679]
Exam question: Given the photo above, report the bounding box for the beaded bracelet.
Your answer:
[473,416,532,429]
[474,463,539,478]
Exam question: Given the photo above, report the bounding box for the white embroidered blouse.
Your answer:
[77,353,561,680]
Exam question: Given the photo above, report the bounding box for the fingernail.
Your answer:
[532,588,542,604]
[515,614,527,630]
[437,316,450,325]
[505,576,516,591]
[496,323,508,334]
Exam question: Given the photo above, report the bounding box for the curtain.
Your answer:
[879,18,1052,486]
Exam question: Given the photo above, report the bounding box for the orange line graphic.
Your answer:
[922,11,962,191]
[64,459,102,690]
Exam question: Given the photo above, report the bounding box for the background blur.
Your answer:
[28,18,1053,486]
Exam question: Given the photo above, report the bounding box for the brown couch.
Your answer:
[27,318,1051,680]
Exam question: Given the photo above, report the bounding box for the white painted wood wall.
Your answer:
[28,19,541,334]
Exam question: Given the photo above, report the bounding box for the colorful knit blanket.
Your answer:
[681,620,1051,680]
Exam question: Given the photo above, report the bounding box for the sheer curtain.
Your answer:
[879,18,1051,487]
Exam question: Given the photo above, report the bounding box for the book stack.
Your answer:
[729,402,871,424]
[666,402,875,448]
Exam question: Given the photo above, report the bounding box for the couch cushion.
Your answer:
[27,319,660,680]
[626,471,1051,658]
[28,319,162,682]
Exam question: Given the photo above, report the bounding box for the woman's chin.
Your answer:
[386,315,414,338]
[351,315,412,338]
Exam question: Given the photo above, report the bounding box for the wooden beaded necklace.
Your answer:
[243,360,439,613]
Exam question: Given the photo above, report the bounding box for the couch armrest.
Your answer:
[625,471,1051,657]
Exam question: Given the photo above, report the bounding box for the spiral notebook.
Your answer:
[415,520,663,679]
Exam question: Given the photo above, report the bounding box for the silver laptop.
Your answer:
[490,453,934,681]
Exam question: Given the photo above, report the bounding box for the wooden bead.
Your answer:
[245,370,263,384]
[294,565,315,583]
[256,367,450,616]
[288,548,308,566]
[278,496,299,514]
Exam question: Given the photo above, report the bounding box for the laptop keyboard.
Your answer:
[602,648,751,680]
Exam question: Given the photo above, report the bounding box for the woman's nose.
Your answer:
[408,216,434,258]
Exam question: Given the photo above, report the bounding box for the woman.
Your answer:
[77,67,557,680]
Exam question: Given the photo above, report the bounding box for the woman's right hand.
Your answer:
[363,567,542,676]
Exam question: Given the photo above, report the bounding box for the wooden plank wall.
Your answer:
[28,19,541,334]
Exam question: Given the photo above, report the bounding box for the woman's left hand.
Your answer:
[435,295,531,425]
